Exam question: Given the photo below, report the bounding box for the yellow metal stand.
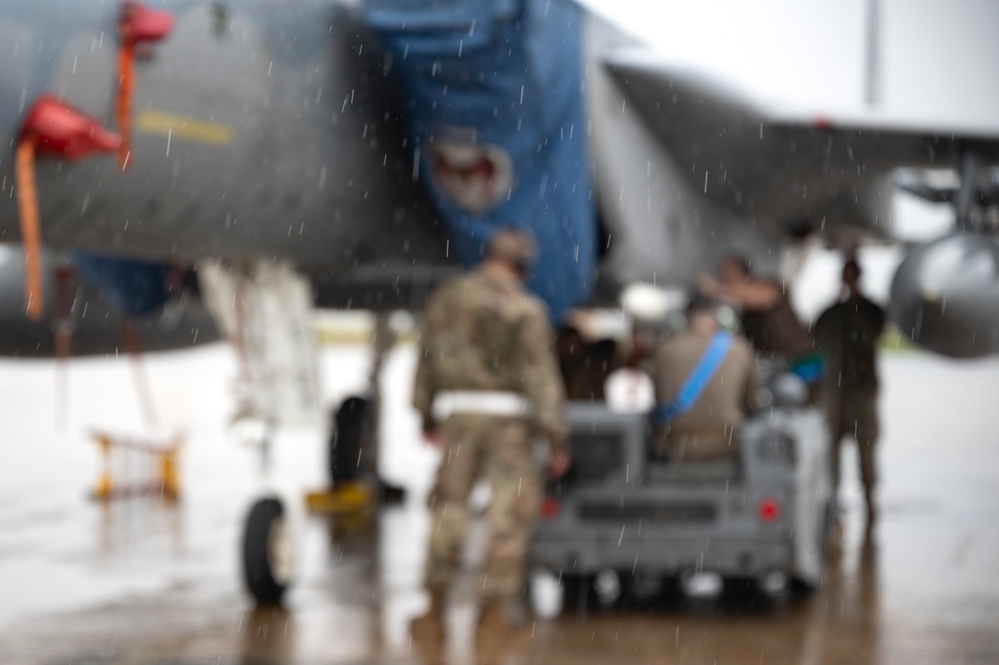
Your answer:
[305,482,375,515]
[90,430,183,501]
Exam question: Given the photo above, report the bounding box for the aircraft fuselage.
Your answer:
[0,0,452,310]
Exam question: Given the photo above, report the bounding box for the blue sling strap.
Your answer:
[652,331,734,425]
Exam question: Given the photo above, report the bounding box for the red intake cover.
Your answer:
[20,96,121,159]
[120,1,174,44]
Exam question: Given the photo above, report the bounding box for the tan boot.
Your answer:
[409,590,446,645]
[474,601,527,652]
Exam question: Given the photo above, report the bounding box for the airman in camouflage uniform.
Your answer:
[814,257,885,526]
[410,228,569,646]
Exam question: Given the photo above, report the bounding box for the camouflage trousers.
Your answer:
[425,414,541,601]
[825,389,880,493]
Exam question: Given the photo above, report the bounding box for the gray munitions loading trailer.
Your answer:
[529,398,833,613]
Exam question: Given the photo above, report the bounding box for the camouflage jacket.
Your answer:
[814,295,885,393]
[412,268,568,451]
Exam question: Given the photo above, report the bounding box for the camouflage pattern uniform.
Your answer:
[814,295,885,495]
[412,268,567,601]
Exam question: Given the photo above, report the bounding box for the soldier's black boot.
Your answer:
[864,489,878,530]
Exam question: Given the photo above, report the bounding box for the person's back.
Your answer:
[739,284,813,360]
[649,299,761,462]
[415,269,550,395]
[700,254,814,362]
[409,227,568,648]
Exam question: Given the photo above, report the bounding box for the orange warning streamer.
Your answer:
[15,136,43,320]
[116,41,135,170]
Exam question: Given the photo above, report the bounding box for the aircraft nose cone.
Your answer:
[890,233,999,357]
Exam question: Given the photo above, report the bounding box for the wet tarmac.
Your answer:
[2,344,999,665]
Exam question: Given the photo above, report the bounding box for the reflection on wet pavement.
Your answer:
[1,349,999,665]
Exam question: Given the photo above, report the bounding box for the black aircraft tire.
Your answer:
[329,396,369,484]
[242,497,290,606]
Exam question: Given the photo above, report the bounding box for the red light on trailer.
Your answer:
[812,116,834,131]
[758,498,781,522]
[540,497,561,520]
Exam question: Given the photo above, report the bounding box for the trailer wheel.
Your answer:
[528,568,563,619]
[561,574,591,615]
[243,497,294,605]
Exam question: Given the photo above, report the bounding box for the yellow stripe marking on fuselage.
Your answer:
[135,110,233,145]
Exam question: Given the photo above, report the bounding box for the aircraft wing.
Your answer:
[602,49,999,241]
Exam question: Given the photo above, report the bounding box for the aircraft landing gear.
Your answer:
[329,395,368,485]
[197,259,317,606]
[312,312,407,513]
[238,424,302,606]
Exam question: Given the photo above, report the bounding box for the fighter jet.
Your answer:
[1,0,997,358]
[1,0,998,602]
